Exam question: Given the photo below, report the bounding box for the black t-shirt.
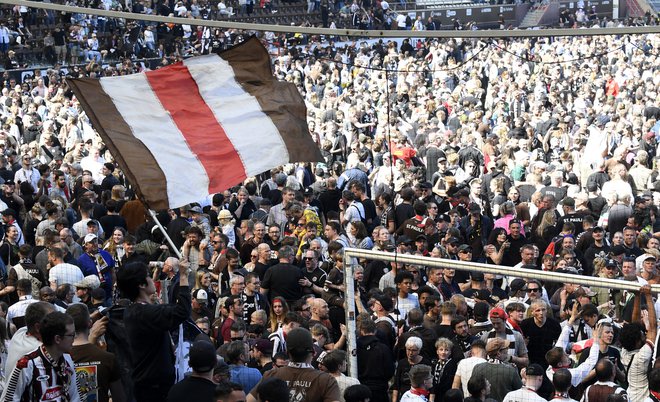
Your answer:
[166,376,215,402]
[394,203,415,230]
[519,317,562,368]
[262,263,303,304]
[362,198,378,228]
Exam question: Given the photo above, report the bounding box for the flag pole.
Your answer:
[148,209,183,260]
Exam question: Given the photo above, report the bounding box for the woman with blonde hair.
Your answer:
[103,227,127,266]
[531,210,558,253]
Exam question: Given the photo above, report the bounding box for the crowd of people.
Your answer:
[0,1,658,402]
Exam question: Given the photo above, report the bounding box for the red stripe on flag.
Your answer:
[145,63,246,193]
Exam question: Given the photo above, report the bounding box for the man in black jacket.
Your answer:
[357,314,395,402]
[117,261,192,402]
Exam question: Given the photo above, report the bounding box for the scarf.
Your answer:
[410,388,430,398]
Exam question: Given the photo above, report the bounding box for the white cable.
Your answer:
[3,0,660,37]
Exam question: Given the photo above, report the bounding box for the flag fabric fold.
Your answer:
[68,36,322,210]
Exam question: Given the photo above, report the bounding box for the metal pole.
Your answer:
[149,209,183,259]
[4,0,660,38]
[343,248,660,293]
[343,252,358,378]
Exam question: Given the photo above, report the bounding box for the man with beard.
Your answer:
[584,226,610,276]
[49,170,72,204]
[219,295,243,343]
[77,233,114,301]
[299,249,326,296]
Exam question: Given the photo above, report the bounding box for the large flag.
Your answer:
[68,37,322,210]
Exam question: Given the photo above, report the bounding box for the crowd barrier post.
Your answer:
[341,247,660,378]
[343,251,358,377]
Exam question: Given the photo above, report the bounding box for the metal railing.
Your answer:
[341,247,660,377]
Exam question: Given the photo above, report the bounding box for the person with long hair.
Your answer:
[350,221,373,250]
[194,270,218,310]
[484,227,508,265]
[0,226,20,267]
[507,187,530,229]
[531,210,558,254]
[268,296,289,333]
[103,227,127,266]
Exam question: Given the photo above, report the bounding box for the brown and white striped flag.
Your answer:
[68,37,322,210]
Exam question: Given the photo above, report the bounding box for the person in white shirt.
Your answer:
[7,279,38,329]
[503,364,548,402]
[452,340,487,396]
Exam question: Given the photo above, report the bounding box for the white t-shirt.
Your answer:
[503,387,548,402]
[455,356,487,396]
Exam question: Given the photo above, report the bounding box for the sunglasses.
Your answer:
[526,288,541,293]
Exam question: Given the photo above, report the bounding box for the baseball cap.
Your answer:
[458,244,472,253]
[74,275,101,290]
[489,307,508,320]
[188,340,217,372]
[1,208,16,217]
[286,327,315,354]
[396,235,413,246]
[83,233,98,243]
[218,210,233,221]
[447,237,461,246]
[485,338,510,354]
[559,197,575,207]
[189,205,202,214]
[254,339,273,354]
[373,293,393,311]
[509,278,526,296]
[592,226,604,233]
[473,289,496,305]
[303,187,314,197]
[611,245,627,256]
[193,289,208,303]
[214,358,230,375]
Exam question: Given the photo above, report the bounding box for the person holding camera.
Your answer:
[117,260,191,402]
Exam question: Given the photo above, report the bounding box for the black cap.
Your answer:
[447,237,461,245]
[373,293,393,311]
[396,235,413,246]
[303,187,314,197]
[458,244,472,253]
[188,340,217,372]
[592,226,604,233]
[469,203,481,213]
[1,208,16,217]
[509,278,526,296]
[473,289,496,305]
[611,245,627,256]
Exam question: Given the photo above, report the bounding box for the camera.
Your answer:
[148,261,164,269]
